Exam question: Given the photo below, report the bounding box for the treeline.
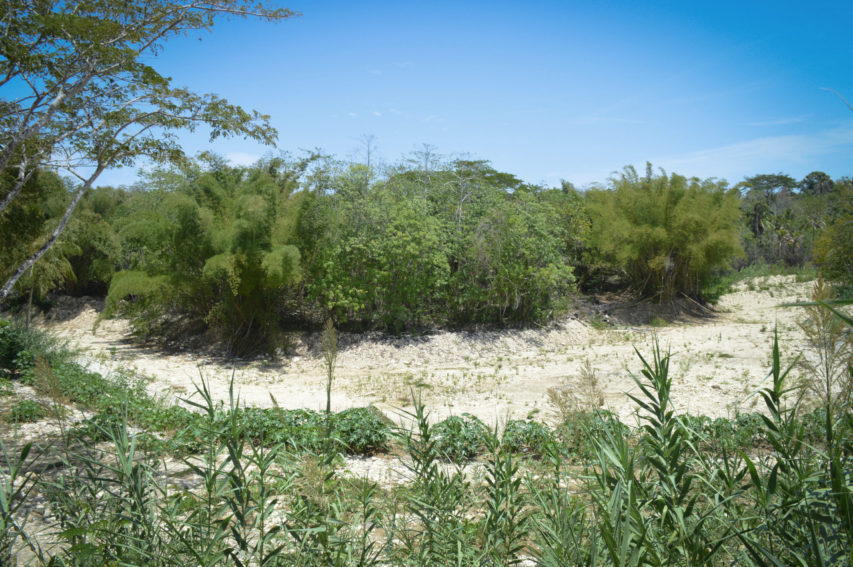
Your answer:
[1,153,850,352]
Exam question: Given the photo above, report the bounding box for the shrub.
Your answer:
[7,400,47,423]
[432,414,488,463]
[501,419,553,457]
[556,410,630,461]
[331,407,389,455]
[213,406,389,455]
[0,320,25,371]
[587,163,742,298]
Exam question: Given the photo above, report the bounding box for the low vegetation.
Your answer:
[0,300,850,565]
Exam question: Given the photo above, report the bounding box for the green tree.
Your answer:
[587,164,742,298]
[800,171,835,196]
[62,187,125,295]
[814,181,853,293]
[737,173,807,266]
[103,158,310,353]
[0,0,295,300]
[300,162,450,331]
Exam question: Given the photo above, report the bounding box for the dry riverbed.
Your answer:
[35,275,815,428]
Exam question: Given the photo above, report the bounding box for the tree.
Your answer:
[0,0,295,300]
[587,164,742,298]
[800,171,835,196]
[103,157,308,354]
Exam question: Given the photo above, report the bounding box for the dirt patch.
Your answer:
[31,276,815,426]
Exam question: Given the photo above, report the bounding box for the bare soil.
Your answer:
[33,275,815,427]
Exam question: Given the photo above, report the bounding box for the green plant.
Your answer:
[0,441,46,565]
[323,317,338,444]
[432,413,488,463]
[501,419,553,457]
[796,278,852,410]
[587,163,742,298]
[331,407,389,455]
[396,395,479,565]
[481,434,529,566]
[7,399,47,423]
[555,410,630,462]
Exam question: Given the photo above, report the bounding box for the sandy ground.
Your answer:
[32,275,817,427]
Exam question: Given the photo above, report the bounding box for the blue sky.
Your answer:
[98,0,853,189]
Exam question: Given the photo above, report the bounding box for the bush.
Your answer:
[0,319,75,374]
[587,164,742,298]
[556,410,631,461]
[501,419,553,457]
[331,407,389,455]
[215,406,389,455]
[7,399,47,423]
[0,319,25,371]
[432,414,488,463]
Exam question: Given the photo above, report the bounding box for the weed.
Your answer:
[501,419,553,457]
[432,414,488,463]
[6,400,47,423]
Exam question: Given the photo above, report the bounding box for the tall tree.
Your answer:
[0,0,295,299]
[800,171,835,196]
[587,164,742,298]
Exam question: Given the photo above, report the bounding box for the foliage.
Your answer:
[0,0,293,299]
[61,187,125,294]
[6,399,47,423]
[431,413,488,463]
[501,419,553,457]
[301,158,579,330]
[331,407,389,455]
[734,171,846,270]
[813,180,853,293]
[796,278,853,409]
[587,163,743,298]
[556,410,631,462]
[104,159,309,353]
[1,324,852,564]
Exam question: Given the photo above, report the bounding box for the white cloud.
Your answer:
[227,152,260,166]
[652,125,853,181]
[746,115,809,127]
[372,111,382,117]
[348,112,358,117]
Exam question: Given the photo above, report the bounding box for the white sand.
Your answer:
[36,275,815,426]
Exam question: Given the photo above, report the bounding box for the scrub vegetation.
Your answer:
[0,313,851,565]
[3,154,850,354]
[2,1,852,564]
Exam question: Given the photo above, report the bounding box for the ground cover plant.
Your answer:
[1,307,850,565]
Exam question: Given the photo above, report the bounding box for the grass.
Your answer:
[1,314,851,565]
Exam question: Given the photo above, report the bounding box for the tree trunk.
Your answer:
[0,164,106,301]
[26,266,34,331]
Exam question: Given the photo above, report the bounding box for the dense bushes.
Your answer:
[586,164,743,298]
[5,155,849,352]
[94,156,583,350]
[300,159,579,329]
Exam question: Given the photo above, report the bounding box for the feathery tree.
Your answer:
[587,164,742,298]
[0,0,295,300]
[104,157,308,354]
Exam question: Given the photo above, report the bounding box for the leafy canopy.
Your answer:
[587,164,742,298]
[0,0,295,299]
